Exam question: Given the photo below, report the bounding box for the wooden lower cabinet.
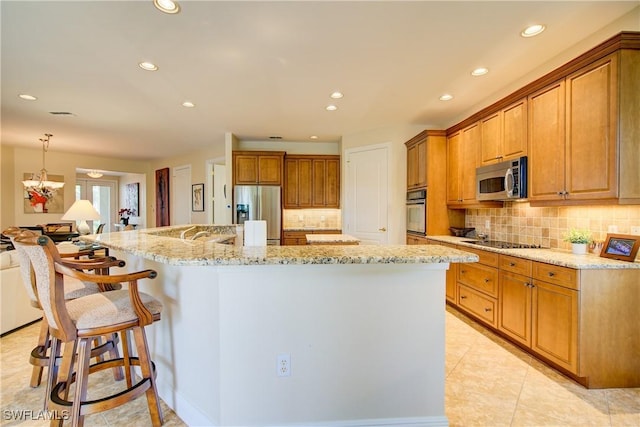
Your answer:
[426,239,458,303]
[531,279,579,373]
[406,234,428,245]
[445,245,640,388]
[498,271,533,347]
[457,284,497,327]
[282,229,341,246]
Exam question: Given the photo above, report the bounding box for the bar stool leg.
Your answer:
[30,319,50,387]
[70,338,91,427]
[133,327,163,427]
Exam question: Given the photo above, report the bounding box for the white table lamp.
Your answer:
[61,200,101,235]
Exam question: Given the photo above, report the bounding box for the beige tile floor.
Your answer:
[1,309,638,426]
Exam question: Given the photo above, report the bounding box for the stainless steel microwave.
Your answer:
[476,156,527,201]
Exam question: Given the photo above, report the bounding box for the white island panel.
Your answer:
[119,251,449,427]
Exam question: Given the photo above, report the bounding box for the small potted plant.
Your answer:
[563,228,592,255]
[118,208,135,226]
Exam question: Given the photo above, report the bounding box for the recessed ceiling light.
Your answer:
[326,105,338,111]
[330,91,343,99]
[310,135,319,140]
[471,67,489,77]
[139,61,158,71]
[153,0,180,14]
[18,94,37,101]
[182,101,195,108]
[521,24,546,38]
[439,94,454,101]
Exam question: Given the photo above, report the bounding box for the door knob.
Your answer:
[379,227,387,232]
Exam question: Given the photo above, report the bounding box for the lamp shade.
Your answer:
[62,200,101,235]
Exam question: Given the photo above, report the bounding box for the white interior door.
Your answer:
[172,165,192,225]
[344,144,389,244]
[213,163,230,224]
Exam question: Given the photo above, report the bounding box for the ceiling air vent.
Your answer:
[49,111,75,116]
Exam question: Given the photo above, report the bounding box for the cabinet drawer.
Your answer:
[458,284,497,327]
[462,246,499,267]
[533,262,578,290]
[499,254,532,276]
[458,262,498,297]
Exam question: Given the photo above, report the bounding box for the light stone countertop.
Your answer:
[306,234,360,244]
[80,225,478,267]
[426,235,640,270]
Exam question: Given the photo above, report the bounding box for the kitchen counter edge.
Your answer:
[426,236,640,270]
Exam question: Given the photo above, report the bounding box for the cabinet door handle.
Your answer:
[484,308,492,312]
[379,227,387,232]
[484,278,491,283]
[509,262,516,267]
[460,270,466,274]
[548,272,555,277]
[460,295,467,299]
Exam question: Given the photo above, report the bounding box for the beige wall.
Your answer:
[341,124,426,244]
[148,144,226,227]
[2,143,150,230]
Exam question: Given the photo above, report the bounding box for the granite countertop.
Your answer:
[79,225,478,267]
[427,235,640,270]
[306,234,360,244]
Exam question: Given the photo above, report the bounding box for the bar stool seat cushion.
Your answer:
[66,290,162,330]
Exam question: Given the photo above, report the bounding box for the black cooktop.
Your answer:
[463,240,546,249]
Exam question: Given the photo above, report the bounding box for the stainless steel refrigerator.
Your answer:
[233,185,282,245]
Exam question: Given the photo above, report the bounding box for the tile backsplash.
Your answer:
[283,209,341,230]
[465,203,640,252]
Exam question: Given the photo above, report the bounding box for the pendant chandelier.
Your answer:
[22,133,65,192]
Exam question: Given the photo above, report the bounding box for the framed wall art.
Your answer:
[125,182,139,216]
[155,168,170,226]
[192,183,204,212]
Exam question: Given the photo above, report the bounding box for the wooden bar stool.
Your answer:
[13,233,164,427]
[3,227,123,390]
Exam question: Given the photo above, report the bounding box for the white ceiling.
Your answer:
[2,1,638,160]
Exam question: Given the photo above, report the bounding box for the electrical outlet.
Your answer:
[277,353,291,377]
[485,220,491,230]
[631,226,640,236]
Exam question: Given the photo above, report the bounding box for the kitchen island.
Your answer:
[81,225,477,427]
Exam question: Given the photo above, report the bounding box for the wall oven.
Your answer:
[476,156,528,201]
[406,189,426,235]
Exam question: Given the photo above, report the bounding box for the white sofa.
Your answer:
[0,250,41,335]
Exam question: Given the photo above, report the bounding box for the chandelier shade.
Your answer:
[22,133,65,191]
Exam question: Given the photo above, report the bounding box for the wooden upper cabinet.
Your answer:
[283,155,340,208]
[406,137,427,189]
[460,122,480,203]
[529,53,620,203]
[565,54,618,201]
[446,131,462,204]
[234,154,259,184]
[481,99,527,166]
[446,123,483,207]
[233,151,284,186]
[528,81,566,201]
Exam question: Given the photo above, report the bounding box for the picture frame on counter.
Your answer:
[599,233,640,262]
[192,183,204,212]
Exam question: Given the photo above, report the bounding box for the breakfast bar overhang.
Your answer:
[82,226,478,427]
